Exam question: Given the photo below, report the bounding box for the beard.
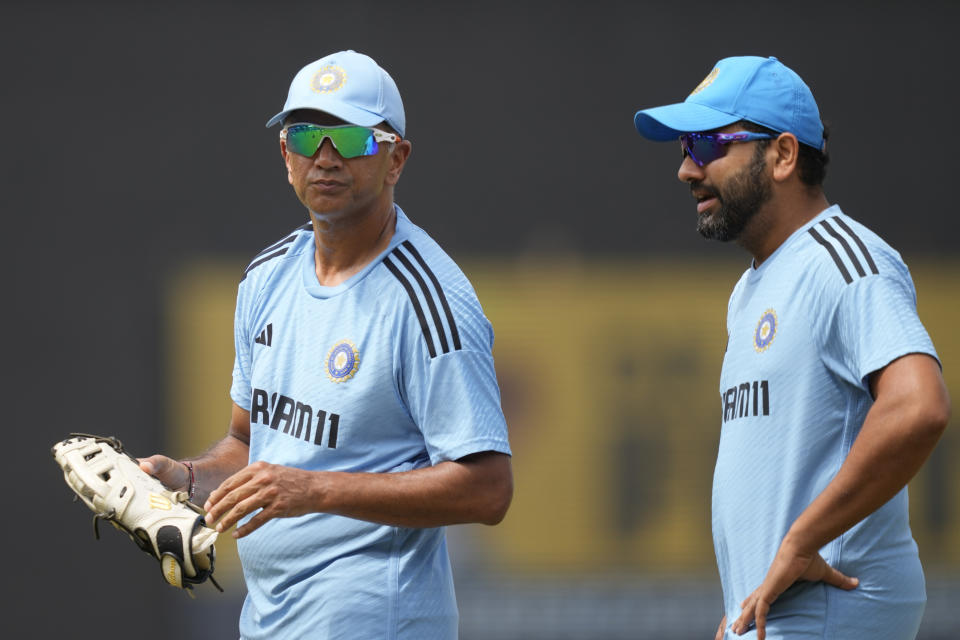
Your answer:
[694,144,772,242]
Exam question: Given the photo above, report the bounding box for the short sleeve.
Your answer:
[230,282,253,410]
[401,319,512,465]
[824,272,938,390]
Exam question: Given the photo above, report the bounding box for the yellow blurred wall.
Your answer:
[165,259,960,579]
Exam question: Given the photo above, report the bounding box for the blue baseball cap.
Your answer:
[266,50,406,136]
[634,56,824,151]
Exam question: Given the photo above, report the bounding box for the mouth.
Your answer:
[691,187,719,215]
[309,179,348,193]
[696,196,718,214]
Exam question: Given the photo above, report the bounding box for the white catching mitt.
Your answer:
[52,433,222,592]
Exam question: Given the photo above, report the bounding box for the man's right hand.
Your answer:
[715,615,726,640]
[139,455,190,493]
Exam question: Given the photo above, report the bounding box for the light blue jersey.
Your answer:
[714,205,938,639]
[229,206,511,640]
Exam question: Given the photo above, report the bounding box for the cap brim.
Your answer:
[265,99,386,129]
[634,101,741,140]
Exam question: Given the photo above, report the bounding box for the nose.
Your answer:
[677,153,705,184]
[313,137,344,168]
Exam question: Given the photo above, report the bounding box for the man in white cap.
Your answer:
[634,56,950,640]
[141,50,513,639]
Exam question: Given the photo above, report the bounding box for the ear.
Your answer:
[770,133,800,183]
[385,139,412,186]
[280,139,295,186]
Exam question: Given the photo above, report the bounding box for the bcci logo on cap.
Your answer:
[689,67,719,97]
[311,65,347,94]
[327,339,360,382]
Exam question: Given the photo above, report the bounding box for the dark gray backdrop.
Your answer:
[6,1,957,638]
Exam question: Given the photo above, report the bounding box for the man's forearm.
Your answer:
[315,451,513,528]
[204,450,513,537]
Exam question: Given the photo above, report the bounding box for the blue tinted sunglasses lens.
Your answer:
[681,135,725,167]
[680,132,774,166]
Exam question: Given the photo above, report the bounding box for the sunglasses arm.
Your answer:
[372,129,400,144]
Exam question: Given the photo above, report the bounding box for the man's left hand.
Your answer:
[204,461,321,538]
[730,541,859,639]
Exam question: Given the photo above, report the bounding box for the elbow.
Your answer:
[928,385,951,435]
[457,452,514,525]
[479,472,514,526]
[914,393,950,447]
[931,395,951,438]
[923,364,952,441]
[488,484,514,525]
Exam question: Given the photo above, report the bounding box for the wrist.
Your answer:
[182,461,196,502]
[311,470,336,513]
[781,527,818,557]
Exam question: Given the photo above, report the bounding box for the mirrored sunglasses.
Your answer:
[281,124,399,159]
[679,131,774,167]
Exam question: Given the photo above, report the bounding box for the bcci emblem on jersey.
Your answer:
[327,340,360,383]
[754,309,777,353]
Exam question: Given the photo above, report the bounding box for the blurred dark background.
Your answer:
[6,1,959,638]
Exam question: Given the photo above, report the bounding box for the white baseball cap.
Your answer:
[266,50,406,136]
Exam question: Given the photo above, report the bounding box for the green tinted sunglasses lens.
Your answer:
[285,125,378,158]
[331,126,378,158]
[284,125,322,156]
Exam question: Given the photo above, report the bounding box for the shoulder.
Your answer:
[239,222,313,290]
[385,227,474,299]
[798,209,910,291]
[796,209,919,333]
[379,222,490,359]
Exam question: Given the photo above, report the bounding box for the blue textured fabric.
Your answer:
[714,205,937,640]
[230,206,511,640]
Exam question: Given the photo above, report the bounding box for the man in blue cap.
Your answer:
[141,51,513,639]
[634,56,950,639]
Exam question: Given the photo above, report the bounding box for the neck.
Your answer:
[740,188,830,266]
[309,198,397,287]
